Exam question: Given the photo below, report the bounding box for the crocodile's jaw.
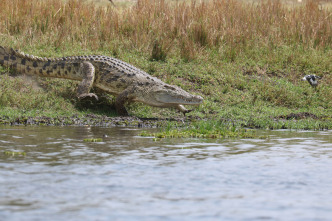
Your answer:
[155,91,203,106]
[134,84,203,110]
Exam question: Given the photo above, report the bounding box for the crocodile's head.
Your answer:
[135,83,203,114]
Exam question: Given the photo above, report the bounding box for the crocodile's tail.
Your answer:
[0,46,26,73]
[0,46,15,56]
[0,46,78,79]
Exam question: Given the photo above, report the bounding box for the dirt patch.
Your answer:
[242,66,287,78]
[275,112,319,120]
[0,114,201,127]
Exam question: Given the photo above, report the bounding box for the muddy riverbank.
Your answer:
[0,112,330,130]
[0,114,200,127]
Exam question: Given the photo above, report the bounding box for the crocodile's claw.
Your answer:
[78,93,99,100]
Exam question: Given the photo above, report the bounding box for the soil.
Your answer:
[0,114,201,127]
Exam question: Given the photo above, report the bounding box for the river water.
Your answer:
[0,126,331,221]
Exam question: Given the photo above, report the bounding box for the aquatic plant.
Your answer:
[3,151,26,156]
[83,138,103,142]
[140,120,262,139]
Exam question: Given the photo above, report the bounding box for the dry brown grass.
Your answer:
[0,0,330,60]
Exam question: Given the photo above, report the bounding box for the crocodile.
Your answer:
[0,46,203,116]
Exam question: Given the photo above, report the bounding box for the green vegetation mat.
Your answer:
[0,0,331,131]
[139,120,264,139]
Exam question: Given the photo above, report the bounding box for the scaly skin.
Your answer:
[0,46,203,116]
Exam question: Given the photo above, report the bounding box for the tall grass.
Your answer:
[0,0,330,59]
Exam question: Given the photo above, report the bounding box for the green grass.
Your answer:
[0,0,331,130]
[83,138,103,142]
[139,120,264,139]
[3,151,26,156]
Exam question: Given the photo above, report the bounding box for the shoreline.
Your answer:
[0,113,330,131]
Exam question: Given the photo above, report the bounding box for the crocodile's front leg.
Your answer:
[115,87,136,116]
[77,61,98,100]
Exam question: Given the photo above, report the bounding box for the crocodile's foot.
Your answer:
[118,110,130,116]
[182,109,192,116]
[176,104,192,116]
[115,105,130,116]
[78,93,99,100]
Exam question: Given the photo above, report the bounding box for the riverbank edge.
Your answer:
[0,114,187,128]
[0,113,330,131]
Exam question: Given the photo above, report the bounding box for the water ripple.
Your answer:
[0,126,331,221]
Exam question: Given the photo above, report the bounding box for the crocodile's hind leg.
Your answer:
[115,87,136,116]
[77,61,98,100]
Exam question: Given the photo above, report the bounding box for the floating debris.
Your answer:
[83,138,103,142]
[4,151,26,156]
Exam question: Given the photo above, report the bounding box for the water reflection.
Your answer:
[0,126,331,220]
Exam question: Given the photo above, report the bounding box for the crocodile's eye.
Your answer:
[163,85,176,91]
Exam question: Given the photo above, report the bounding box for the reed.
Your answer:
[0,0,330,59]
